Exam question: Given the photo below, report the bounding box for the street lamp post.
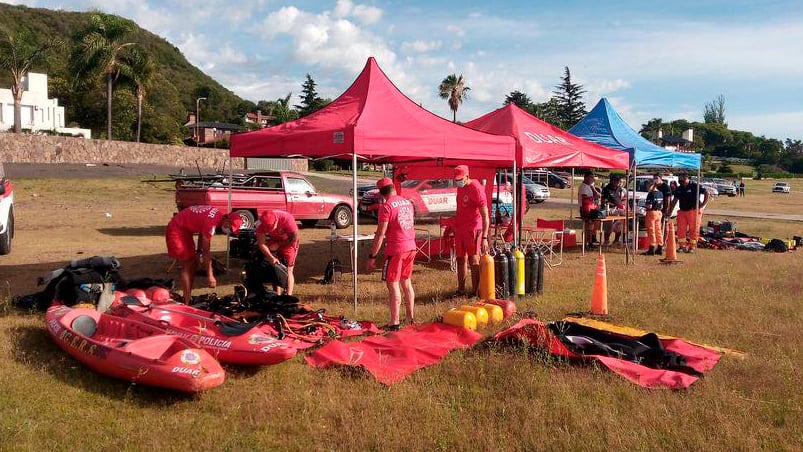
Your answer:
[195,97,207,147]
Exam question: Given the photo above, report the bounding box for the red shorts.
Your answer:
[454,227,482,257]
[165,223,197,261]
[270,241,299,266]
[381,250,416,283]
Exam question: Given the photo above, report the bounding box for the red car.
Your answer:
[359,178,514,220]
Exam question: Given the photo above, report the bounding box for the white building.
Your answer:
[0,72,91,138]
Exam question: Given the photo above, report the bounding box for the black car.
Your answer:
[523,170,571,189]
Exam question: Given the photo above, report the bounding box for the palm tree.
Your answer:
[70,12,136,140]
[272,93,299,125]
[120,48,154,142]
[0,26,63,133]
[438,74,471,122]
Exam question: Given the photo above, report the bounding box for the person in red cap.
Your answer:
[255,209,300,295]
[453,164,490,296]
[165,205,242,304]
[366,177,416,330]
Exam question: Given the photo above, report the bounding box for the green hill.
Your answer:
[0,3,250,143]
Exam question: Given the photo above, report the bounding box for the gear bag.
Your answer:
[320,258,342,285]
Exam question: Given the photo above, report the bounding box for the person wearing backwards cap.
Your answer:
[366,177,417,331]
[453,164,490,297]
[166,205,242,304]
[255,209,300,295]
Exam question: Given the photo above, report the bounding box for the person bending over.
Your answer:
[255,209,300,295]
[165,205,242,304]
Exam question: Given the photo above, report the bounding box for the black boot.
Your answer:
[641,246,655,256]
[655,245,663,255]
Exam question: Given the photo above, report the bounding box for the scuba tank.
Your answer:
[514,247,526,296]
[535,248,545,295]
[478,253,495,300]
[494,250,509,300]
[505,246,518,300]
[525,247,538,294]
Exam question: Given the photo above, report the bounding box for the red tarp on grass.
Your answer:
[465,103,629,169]
[230,57,515,166]
[493,319,722,389]
[305,322,482,385]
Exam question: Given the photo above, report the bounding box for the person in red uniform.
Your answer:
[366,177,417,330]
[165,205,242,304]
[453,165,490,297]
[255,209,300,296]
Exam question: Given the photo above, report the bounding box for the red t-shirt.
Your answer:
[256,210,298,243]
[455,181,487,231]
[171,205,221,239]
[378,195,416,255]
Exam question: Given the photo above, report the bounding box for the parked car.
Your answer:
[349,183,376,199]
[0,160,14,255]
[702,178,737,197]
[174,171,354,228]
[522,169,571,189]
[699,182,720,198]
[772,182,791,193]
[629,175,680,218]
[495,173,551,204]
[359,177,514,220]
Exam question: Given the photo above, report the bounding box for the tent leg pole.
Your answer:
[512,161,518,246]
[353,152,359,316]
[227,156,233,272]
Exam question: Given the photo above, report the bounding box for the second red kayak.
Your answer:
[109,294,298,366]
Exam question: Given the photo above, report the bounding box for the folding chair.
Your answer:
[523,218,564,268]
[414,228,431,262]
[439,217,457,272]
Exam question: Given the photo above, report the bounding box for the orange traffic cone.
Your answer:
[590,253,608,316]
[660,222,682,264]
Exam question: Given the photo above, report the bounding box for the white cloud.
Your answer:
[400,40,442,53]
[332,0,382,24]
[446,24,465,37]
[729,111,803,141]
[175,33,247,71]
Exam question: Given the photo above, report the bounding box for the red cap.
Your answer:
[376,177,394,190]
[454,165,469,180]
[228,213,244,235]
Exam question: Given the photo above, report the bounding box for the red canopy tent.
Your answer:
[230,57,514,165]
[464,103,629,170]
[464,103,630,246]
[229,57,515,312]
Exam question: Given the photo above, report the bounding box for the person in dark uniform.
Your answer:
[641,181,664,256]
[668,172,709,253]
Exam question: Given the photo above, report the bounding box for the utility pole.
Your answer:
[195,97,207,147]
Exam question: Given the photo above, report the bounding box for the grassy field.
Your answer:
[1,175,801,451]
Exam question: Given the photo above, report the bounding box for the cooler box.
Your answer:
[562,230,577,248]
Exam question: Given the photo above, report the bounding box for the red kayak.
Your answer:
[46,305,225,393]
[108,295,298,366]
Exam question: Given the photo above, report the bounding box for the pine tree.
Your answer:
[503,90,532,109]
[296,74,326,117]
[552,66,587,129]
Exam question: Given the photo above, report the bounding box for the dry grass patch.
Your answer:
[1,176,801,450]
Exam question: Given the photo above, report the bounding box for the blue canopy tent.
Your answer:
[569,98,701,170]
[569,98,702,263]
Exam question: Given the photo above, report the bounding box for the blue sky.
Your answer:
[5,0,803,140]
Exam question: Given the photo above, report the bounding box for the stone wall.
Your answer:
[0,133,245,169]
